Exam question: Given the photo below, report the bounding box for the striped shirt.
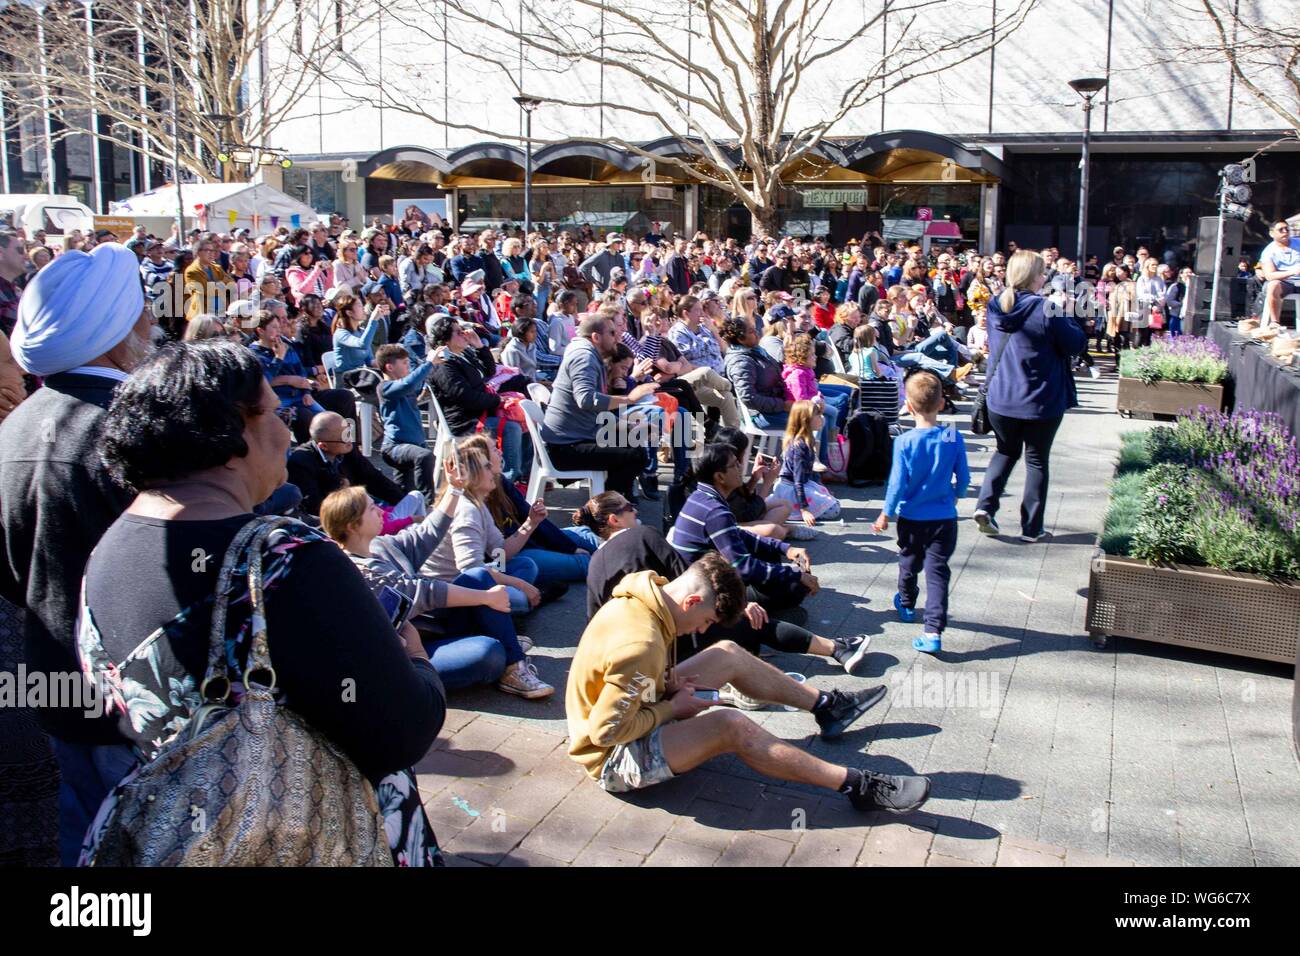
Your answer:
[667,483,799,588]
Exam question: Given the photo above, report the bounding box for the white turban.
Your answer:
[12,243,145,376]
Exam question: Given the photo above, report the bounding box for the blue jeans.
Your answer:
[894,351,956,380]
[254,482,303,516]
[51,738,137,866]
[495,555,539,612]
[483,416,533,485]
[817,385,853,462]
[421,568,527,688]
[752,410,789,432]
[520,527,597,585]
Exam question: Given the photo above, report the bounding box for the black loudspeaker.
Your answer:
[1195,216,1244,275]
[1186,275,1233,335]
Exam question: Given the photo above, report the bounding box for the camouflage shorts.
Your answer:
[598,725,675,793]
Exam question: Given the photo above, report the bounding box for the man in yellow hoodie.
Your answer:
[566,553,931,813]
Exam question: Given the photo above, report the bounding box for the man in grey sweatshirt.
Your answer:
[540,314,659,497]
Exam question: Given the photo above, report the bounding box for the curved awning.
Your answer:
[841,130,1006,182]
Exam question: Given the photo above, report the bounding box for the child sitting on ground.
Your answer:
[848,323,886,380]
[872,371,970,654]
[772,400,841,533]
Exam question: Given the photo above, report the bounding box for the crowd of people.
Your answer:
[0,208,1289,867]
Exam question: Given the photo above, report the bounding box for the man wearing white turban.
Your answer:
[0,242,155,865]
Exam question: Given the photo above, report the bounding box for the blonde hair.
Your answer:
[784,334,815,369]
[763,318,787,339]
[503,237,523,256]
[453,436,495,504]
[183,315,225,341]
[999,249,1046,312]
[853,323,877,349]
[731,287,756,319]
[320,486,369,542]
[784,400,819,453]
[833,302,860,326]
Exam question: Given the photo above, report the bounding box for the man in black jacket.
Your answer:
[0,243,154,864]
[287,411,414,517]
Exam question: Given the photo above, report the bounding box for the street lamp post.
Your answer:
[513,95,542,236]
[1069,77,1107,265]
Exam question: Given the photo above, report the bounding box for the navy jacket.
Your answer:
[985,291,1086,421]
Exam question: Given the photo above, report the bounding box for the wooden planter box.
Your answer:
[1086,552,1300,664]
[1116,377,1225,417]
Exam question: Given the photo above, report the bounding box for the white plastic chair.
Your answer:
[827,342,848,375]
[321,350,339,389]
[422,385,454,482]
[518,399,605,500]
[527,382,552,405]
[735,401,785,475]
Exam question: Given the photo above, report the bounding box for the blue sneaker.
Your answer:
[893,592,917,624]
[913,633,942,654]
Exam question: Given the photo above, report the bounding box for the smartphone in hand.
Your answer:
[693,689,720,703]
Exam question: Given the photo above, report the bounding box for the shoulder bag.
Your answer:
[83,517,392,867]
[971,325,1013,436]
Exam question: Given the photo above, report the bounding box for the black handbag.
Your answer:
[971,327,1013,436]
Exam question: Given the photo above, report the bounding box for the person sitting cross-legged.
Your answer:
[667,442,816,611]
[566,552,931,812]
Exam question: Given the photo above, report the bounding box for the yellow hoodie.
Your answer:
[566,570,678,779]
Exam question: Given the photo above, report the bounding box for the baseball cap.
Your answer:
[606,232,624,244]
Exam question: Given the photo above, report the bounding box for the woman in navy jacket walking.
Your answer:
[973,250,1086,542]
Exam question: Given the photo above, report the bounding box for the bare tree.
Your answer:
[0,0,350,186]
[1170,0,1300,134]
[321,0,1036,235]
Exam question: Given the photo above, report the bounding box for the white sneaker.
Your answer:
[516,634,534,653]
[719,682,766,711]
[812,461,829,473]
[498,659,554,699]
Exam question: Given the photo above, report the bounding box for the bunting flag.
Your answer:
[194,203,207,230]
[290,214,301,228]
[270,216,279,229]
[227,209,238,228]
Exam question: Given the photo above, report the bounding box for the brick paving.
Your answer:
[419,368,1300,867]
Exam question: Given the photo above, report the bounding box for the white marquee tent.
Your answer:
[110,182,324,234]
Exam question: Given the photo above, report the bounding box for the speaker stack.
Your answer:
[1188,215,1243,335]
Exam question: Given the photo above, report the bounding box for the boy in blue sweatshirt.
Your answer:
[376,343,436,505]
[872,371,970,653]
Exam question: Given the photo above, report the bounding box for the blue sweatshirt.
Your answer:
[882,425,970,522]
[379,360,434,447]
[333,317,381,373]
[985,290,1086,421]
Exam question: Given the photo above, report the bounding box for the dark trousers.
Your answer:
[976,411,1062,538]
[547,440,645,497]
[896,517,957,634]
[382,442,436,503]
[747,579,810,612]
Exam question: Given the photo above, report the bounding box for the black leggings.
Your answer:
[683,617,816,660]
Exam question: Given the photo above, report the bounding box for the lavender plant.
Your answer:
[1119,337,1228,385]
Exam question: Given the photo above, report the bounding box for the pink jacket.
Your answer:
[782,364,820,402]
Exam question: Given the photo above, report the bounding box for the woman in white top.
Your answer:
[333,239,369,293]
[422,439,544,615]
[1133,257,1165,348]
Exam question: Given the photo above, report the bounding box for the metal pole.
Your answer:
[36,7,57,196]
[84,1,103,212]
[0,84,11,194]
[522,108,532,236]
[1208,186,1227,325]
[1076,94,1093,264]
[137,1,150,191]
[161,8,184,240]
